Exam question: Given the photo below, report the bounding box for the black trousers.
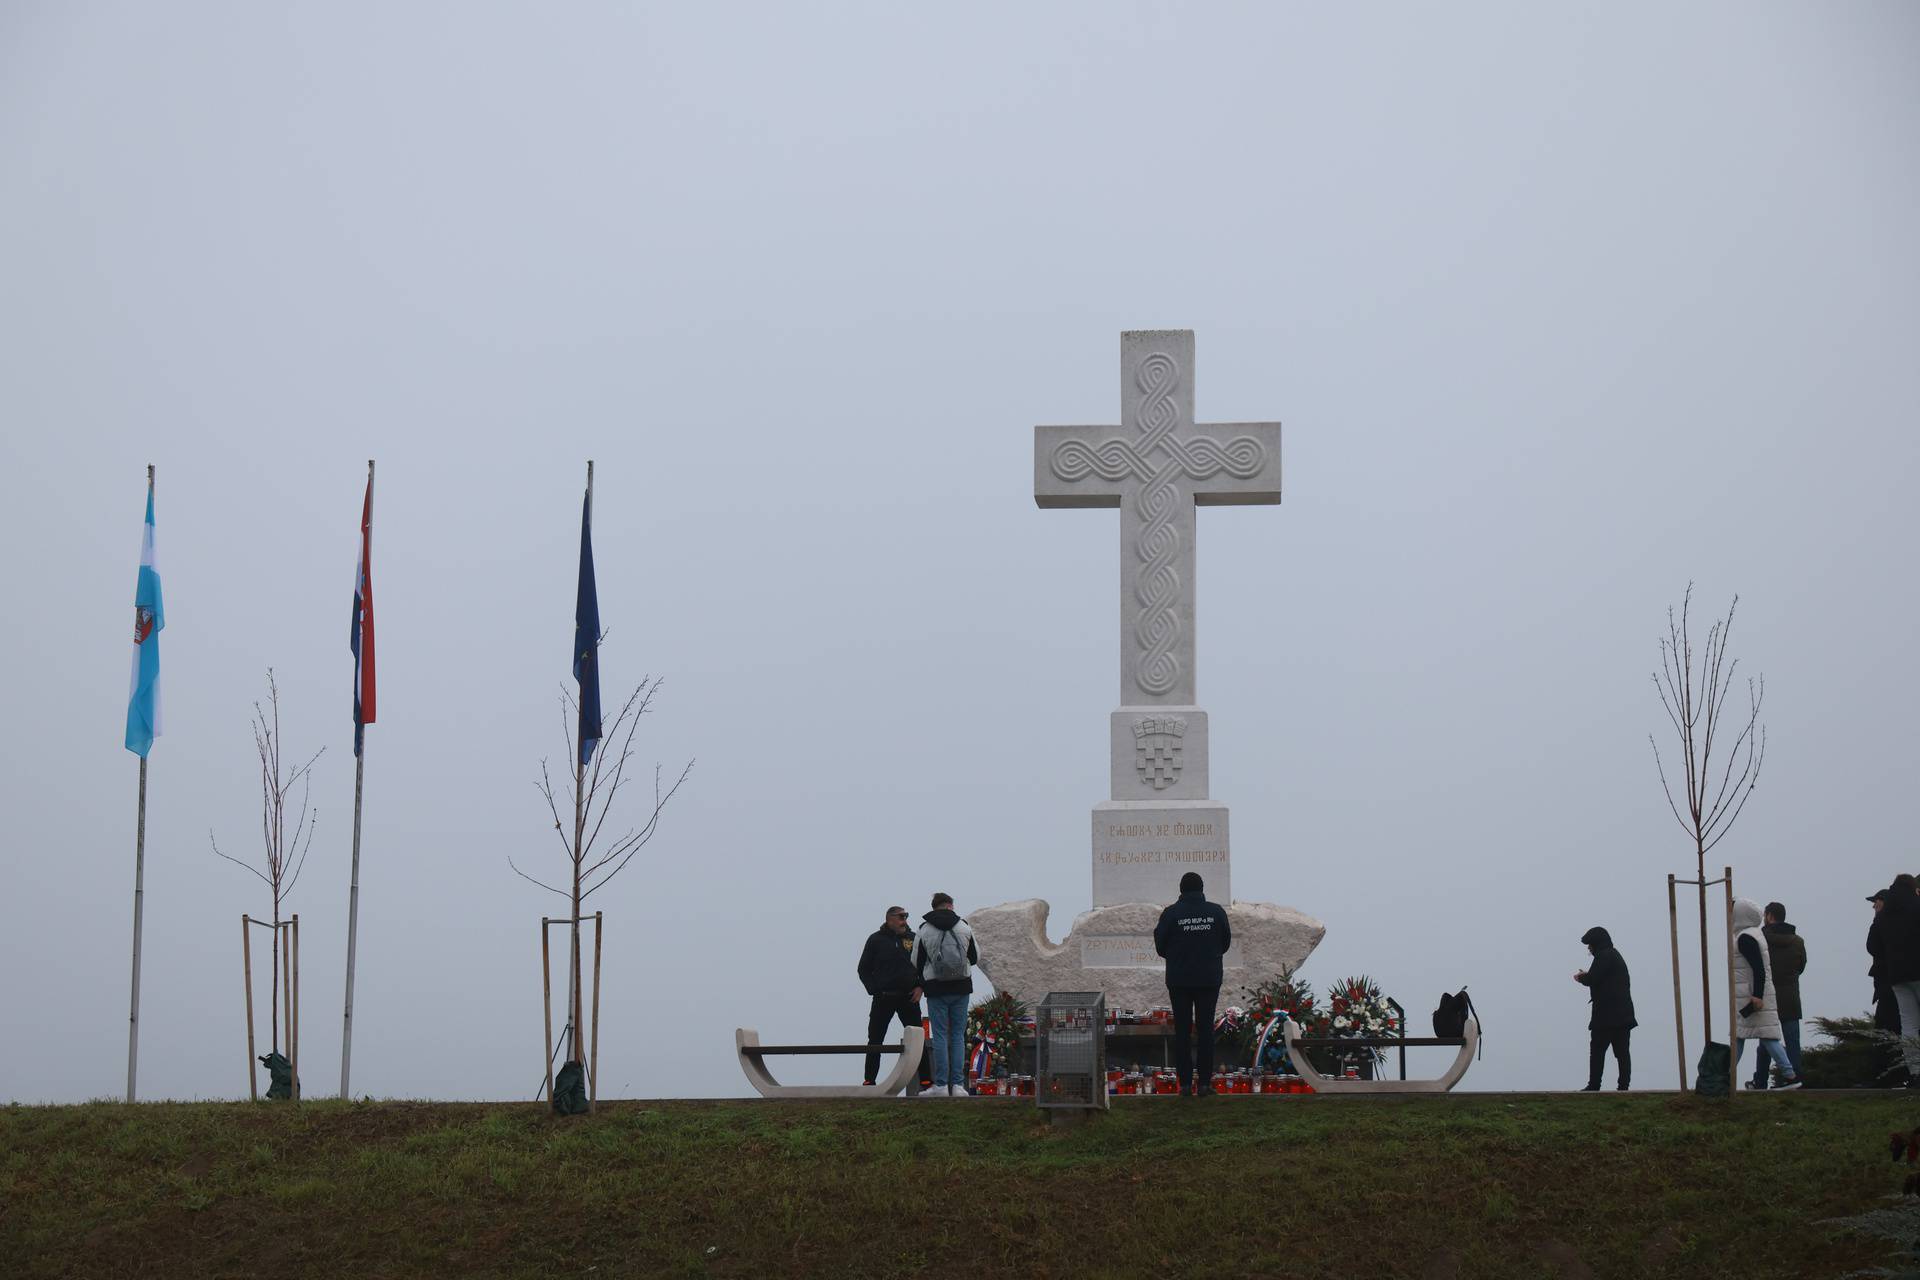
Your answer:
[1876,990,1908,1082]
[864,993,930,1085]
[1169,984,1221,1091]
[1588,1026,1631,1089]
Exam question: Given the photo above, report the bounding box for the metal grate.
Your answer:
[1035,991,1107,1110]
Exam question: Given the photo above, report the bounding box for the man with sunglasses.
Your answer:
[857,905,930,1089]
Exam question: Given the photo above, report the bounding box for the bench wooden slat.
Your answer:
[1291,1037,1465,1048]
[741,1044,904,1056]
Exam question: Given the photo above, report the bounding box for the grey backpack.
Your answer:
[924,927,970,981]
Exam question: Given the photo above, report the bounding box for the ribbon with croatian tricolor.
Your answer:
[125,478,165,756]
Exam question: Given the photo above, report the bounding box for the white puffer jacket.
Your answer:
[1732,898,1783,1042]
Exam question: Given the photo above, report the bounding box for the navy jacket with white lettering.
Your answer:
[1153,890,1232,987]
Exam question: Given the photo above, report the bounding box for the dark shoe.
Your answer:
[1579,1083,1600,1092]
[1742,1081,1768,1091]
[1776,1077,1804,1091]
[1616,1084,1630,1092]
[861,1081,876,1087]
[1197,1085,1216,1097]
[1177,1086,1193,1098]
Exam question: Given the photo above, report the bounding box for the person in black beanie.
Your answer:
[1154,872,1231,1097]
[1574,926,1636,1091]
[856,905,929,1088]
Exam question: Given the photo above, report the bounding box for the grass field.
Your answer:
[0,1092,1911,1278]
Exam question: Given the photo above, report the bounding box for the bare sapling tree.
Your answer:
[510,676,693,1061]
[212,670,322,1051]
[1650,584,1766,1033]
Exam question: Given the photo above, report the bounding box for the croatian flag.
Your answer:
[350,470,376,756]
[124,479,165,757]
[573,484,601,767]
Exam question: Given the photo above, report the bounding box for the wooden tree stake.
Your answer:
[242,914,257,1101]
[1724,868,1737,1099]
[291,913,301,1101]
[1667,874,1686,1090]
[541,917,554,1103]
[591,911,604,1111]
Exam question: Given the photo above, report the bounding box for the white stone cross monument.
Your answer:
[974,330,1323,1011]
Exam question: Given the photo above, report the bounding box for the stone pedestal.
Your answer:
[1092,801,1230,906]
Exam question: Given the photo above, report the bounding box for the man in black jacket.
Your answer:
[1154,872,1232,1097]
[856,906,928,1088]
[1881,874,1920,1088]
[1869,890,1908,1084]
[1574,926,1636,1091]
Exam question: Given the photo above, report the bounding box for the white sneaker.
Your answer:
[949,1084,969,1098]
[918,1086,945,1098]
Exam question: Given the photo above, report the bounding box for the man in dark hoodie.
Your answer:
[1750,902,1808,1087]
[1574,926,1636,1091]
[1154,872,1232,1097]
[856,905,929,1089]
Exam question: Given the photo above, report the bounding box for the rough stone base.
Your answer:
[970,898,1326,1013]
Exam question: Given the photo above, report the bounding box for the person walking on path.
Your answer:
[1879,874,1920,1088]
[912,893,979,1098]
[1574,926,1636,1091]
[1732,897,1805,1090]
[856,905,930,1089]
[1154,872,1232,1097]
[1750,902,1808,1087]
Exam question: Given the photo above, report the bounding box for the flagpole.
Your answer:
[126,463,154,1104]
[341,459,373,1099]
[127,757,147,1103]
[570,460,592,1066]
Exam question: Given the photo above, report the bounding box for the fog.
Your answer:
[2,2,1916,1102]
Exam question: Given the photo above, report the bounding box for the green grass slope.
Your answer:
[0,1093,1908,1278]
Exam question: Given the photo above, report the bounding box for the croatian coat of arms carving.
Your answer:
[1132,715,1187,789]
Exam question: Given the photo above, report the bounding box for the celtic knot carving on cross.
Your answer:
[1034,331,1283,706]
[1049,355,1269,489]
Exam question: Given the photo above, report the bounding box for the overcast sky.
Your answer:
[3,3,1917,1103]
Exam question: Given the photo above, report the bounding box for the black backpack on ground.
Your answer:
[1694,1042,1732,1097]
[551,1060,589,1115]
[259,1051,298,1101]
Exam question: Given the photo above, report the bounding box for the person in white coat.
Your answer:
[1733,897,1805,1090]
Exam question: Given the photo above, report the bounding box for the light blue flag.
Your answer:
[125,482,164,756]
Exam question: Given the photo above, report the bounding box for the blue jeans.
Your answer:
[1753,1021,1803,1084]
[928,993,969,1089]
[1736,1036,1795,1085]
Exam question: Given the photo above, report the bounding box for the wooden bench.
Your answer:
[1266,1016,1480,1094]
[735,1027,928,1099]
